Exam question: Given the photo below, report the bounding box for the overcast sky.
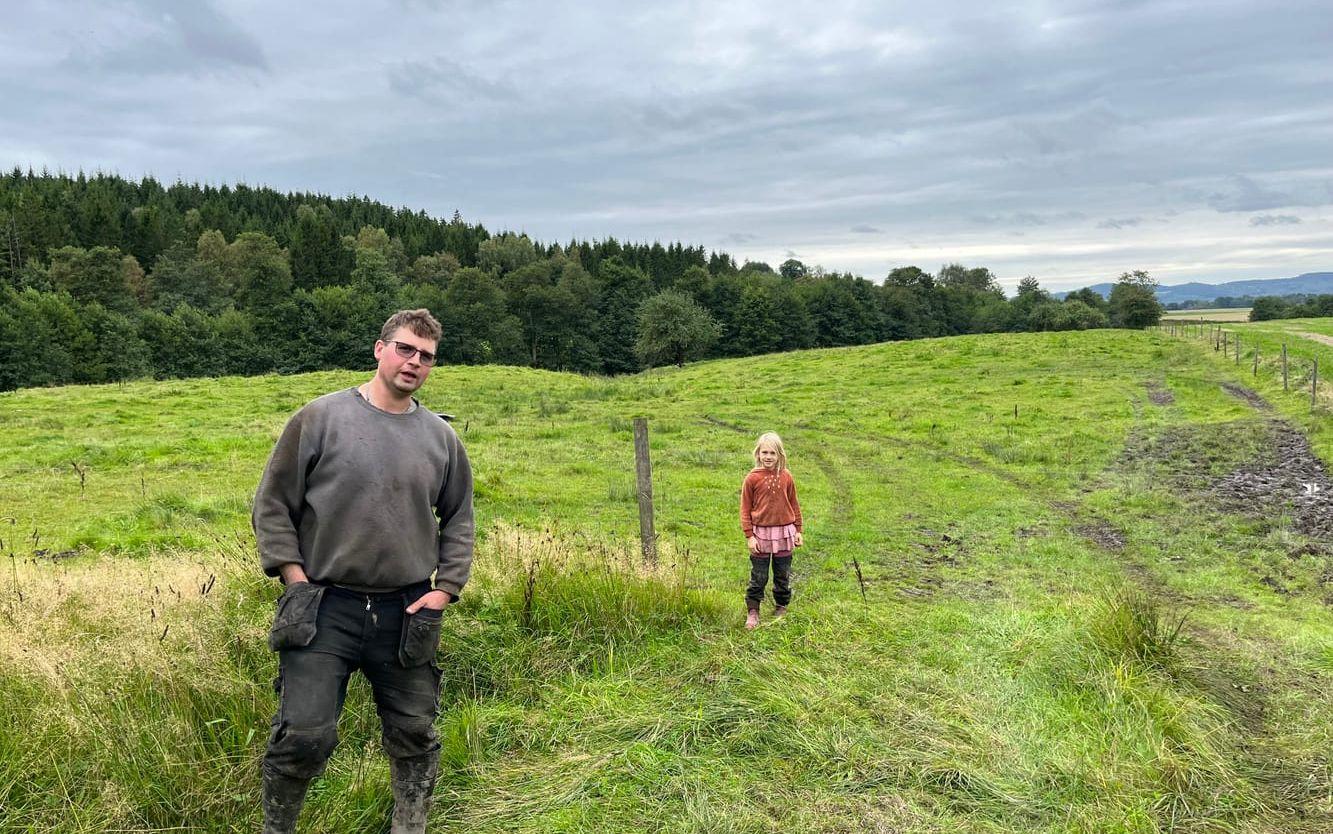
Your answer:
[4,1,1331,290]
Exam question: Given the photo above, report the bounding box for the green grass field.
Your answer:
[1161,308,1251,322]
[1231,317,1333,344]
[2,330,1331,833]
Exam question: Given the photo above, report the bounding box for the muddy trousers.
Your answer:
[746,551,793,611]
[263,584,443,833]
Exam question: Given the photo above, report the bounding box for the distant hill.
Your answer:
[1060,272,1333,304]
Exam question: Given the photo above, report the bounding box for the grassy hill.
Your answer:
[2,330,1331,833]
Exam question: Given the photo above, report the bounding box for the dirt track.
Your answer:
[1212,422,1333,540]
[1294,330,1333,348]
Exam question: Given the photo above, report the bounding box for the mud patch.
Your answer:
[1212,423,1333,540]
[1146,381,1175,406]
[1118,419,1333,542]
[1075,520,1126,551]
[867,529,966,599]
[1221,382,1271,411]
[1117,420,1271,490]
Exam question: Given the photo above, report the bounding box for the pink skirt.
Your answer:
[752,523,798,554]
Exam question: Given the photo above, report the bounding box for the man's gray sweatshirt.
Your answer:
[252,388,474,597]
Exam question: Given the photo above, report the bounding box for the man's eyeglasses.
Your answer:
[384,340,437,366]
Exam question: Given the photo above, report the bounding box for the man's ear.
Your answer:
[372,340,383,360]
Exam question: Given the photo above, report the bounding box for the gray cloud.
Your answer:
[1097,217,1143,230]
[67,0,268,76]
[974,211,1087,228]
[1250,214,1302,226]
[2,0,1331,290]
[1207,175,1296,213]
[388,57,519,105]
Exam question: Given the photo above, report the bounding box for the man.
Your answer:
[252,308,474,833]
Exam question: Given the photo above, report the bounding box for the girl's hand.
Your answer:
[794,531,804,548]
[747,535,760,555]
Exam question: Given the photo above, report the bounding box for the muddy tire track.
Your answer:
[1146,379,1175,406]
[1221,381,1272,411]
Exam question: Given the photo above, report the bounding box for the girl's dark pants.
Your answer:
[263,582,443,782]
[746,550,792,611]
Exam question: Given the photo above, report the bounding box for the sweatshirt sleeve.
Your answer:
[433,428,475,599]
[787,472,803,531]
[740,474,755,537]
[252,407,321,577]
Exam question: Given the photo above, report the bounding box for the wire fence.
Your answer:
[1155,319,1327,411]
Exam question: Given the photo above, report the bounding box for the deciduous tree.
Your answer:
[635,289,721,367]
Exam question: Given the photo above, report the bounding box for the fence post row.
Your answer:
[1163,325,1318,411]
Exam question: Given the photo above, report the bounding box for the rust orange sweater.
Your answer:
[739,467,803,536]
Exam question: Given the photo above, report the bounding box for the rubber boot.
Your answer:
[261,769,311,834]
[745,609,760,630]
[390,755,439,833]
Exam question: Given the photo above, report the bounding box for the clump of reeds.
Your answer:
[1087,588,1188,676]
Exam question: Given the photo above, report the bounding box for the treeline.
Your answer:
[1249,294,1333,322]
[0,171,1161,391]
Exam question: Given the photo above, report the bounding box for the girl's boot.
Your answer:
[745,609,760,629]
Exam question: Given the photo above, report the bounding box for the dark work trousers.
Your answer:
[263,582,443,782]
[746,551,793,611]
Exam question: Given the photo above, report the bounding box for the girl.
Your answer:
[740,431,804,629]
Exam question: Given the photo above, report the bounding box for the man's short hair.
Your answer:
[380,309,443,343]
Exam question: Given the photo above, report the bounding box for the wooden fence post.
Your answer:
[1313,359,1320,410]
[1282,343,1288,391]
[1253,346,1259,377]
[633,417,657,566]
[1234,334,1240,365]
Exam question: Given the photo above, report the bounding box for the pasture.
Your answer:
[1,330,1331,833]
[1161,308,1252,322]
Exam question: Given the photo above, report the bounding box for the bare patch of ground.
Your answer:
[1146,381,1175,406]
[1116,420,1269,490]
[1119,418,1333,540]
[1212,422,1333,540]
[1075,520,1126,552]
[863,528,970,600]
[1220,382,1271,411]
[1294,330,1333,348]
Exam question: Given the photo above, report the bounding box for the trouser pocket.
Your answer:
[268,583,326,651]
[399,607,443,667]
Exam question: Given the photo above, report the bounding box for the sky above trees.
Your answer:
[4,0,1331,291]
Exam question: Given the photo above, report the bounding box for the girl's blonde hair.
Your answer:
[752,431,788,472]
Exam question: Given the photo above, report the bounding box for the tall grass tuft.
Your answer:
[1088,588,1189,676]
[437,526,728,699]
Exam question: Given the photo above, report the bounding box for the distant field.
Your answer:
[1234,316,1333,339]
[2,331,1331,833]
[1200,316,1333,355]
[1162,307,1251,321]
